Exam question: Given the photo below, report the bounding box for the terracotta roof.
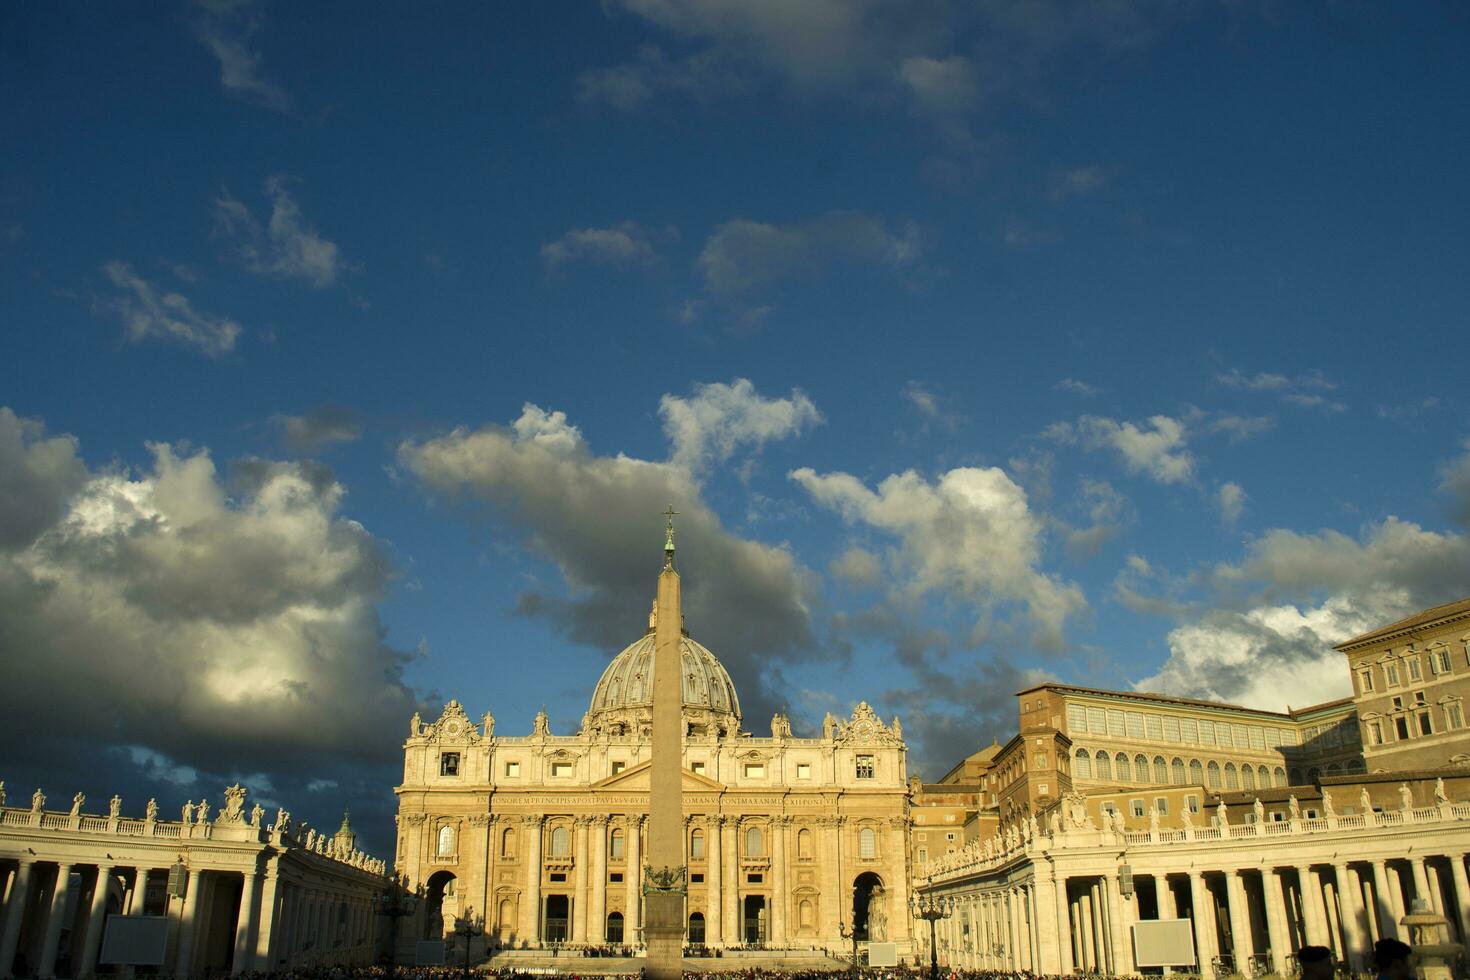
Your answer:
[1018,681,1357,720]
[1334,596,1470,649]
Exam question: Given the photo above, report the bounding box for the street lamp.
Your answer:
[838,918,860,980]
[452,907,485,980]
[374,875,419,980]
[910,894,950,980]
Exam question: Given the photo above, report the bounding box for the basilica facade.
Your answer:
[393,593,913,956]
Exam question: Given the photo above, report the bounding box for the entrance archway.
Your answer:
[688,912,705,945]
[852,872,884,940]
[743,896,766,945]
[424,871,458,939]
[606,911,624,943]
[544,895,570,943]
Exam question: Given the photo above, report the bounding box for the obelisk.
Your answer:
[644,506,686,979]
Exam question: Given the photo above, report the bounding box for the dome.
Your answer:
[585,627,743,737]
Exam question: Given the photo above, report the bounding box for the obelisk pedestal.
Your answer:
[644,512,686,980]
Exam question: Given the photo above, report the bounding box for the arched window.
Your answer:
[1257,765,1270,786]
[500,826,516,858]
[1290,768,1304,785]
[1273,766,1286,787]
[1242,765,1257,790]
[859,827,877,859]
[1153,756,1168,783]
[1190,759,1204,785]
[1115,753,1132,782]
[438,825,455,856]
[1074,749,1093,779]
[1224,763,1239,790]
[746,825,763,857]
[550,825,570,858]
[1207,761,1221,788]
[1171,758,1186,785]
[1095,752,1113,780]
[690,828,705,860]
[610,828,625,860]
[1308,767,1321,782]
[797,828,813,859]
[1135,754,1150,783]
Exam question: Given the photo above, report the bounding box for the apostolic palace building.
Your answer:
[7,534,1470,979]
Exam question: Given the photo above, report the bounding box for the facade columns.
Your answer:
[1224,870,1254,971]
[1262,870,1290,976]
[888,818,910,940]
[624,816,641,943]
[38,862,75,979]
[232,868,261,974]
[705,818,722,947]
[1078,884,1096,971]
[723,817,740,943]
[1053,875,1073,975]
[1107,872,1135,975]
[1339,865,1368,972]
[1297,865,1326,947]
[1089,880,1108,974]
[573,818,590,943]
[79,864,114,978]
[1371,860,1398,939]
[820,818,841,943]
[255,860,282,971]
[770,817,786,943]
[1448,854,1470,942]
[590,817,608,943]
[0,858,35,979]
[1410,857,1433,910]
[1188,870,1215,973]
[522,816,543,944]
[173,868,204,978]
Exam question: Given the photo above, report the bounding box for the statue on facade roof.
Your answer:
[31,788,44,812]
[250,803,264,828]
[1288,795,1300,821]
[1253,797,1265,823]
[1181,805,1193,830]
[0,781,5,807]
[1147,804,1160,834]
[182,800,194,823]
[1399,783,1414,811]
[1322,791,1335,818]
[483,710,495,738]
[109,795,122,818]
[196,799,210,824]
[146,798,158,822]
[771,712,792,739]
[410,711,422,736]
[70,792,84,817]
[1435,777,1449,805]
[1360,786,1372,814]
[1216,801,1228,827]
[533,709,551,737]
[822,712,836,739]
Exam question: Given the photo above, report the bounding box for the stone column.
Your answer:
[1078,885,1096,972]
[1225,870,1254,970]
[724,817,740,942]
[1107,872,1135,975]
[38,863,75,979]
[1448,854,1470,942]
[255,859,282,970]
[1051,875,1073,975]
[573,817,590,943]
[625,816,642,942]
[1298,865,1327,947]
[1339,865,1367,972]
[888,818,910,940]
[1188,870,1214,973]
[80,864,114,978]
[1410,857,1433,910]
[0,858,35,978]
[232,869,261,974]
[705,817,722,947]
[173,868,205,978]
[1386,862,1407,924]
[1262,870,1289,975]
[523,816,543,944]
[1370,860,1398,939]
[820,818,841,944]
[590,816,608,943]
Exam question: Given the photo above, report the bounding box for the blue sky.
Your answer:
[3,1,1469,855]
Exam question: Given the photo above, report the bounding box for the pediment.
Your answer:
[590,759,727,792]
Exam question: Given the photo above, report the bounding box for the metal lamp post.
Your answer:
[838,918,860,980]
[910,894,950,980]
[453,907,485,980]
[374,875,419,980]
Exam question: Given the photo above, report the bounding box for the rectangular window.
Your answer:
[1108,710,1126,737]
[1181,719,1198,743]
[1433,650,1452,675]
[691,873,704,883]
[796,763,811,779]
[856,755,876,779]
[440,752,460,777]
[1395,716,1412,740]
[610,872,623,883]
[691,761,706,776]
[743,763,765,778]
[549,872,566,883]
[1386,663,1401,686]
[918,847,928,863]
[1130,799,1145,818]
[551,762,573,777]
[505,761,521,778]
[1447,703,1465,731]
[1233,725,1250,748]
[1407,658,1423,681]
[1392,696,1404,711]
[1249,727,1266,750]
[1154,797,1169,815]
[747,873,763,884]
[1163,717,1181,742]
[1419,711,1434,736]
[691,834,705,859]
[1359,669,1375,693]
[945,832,956,841]
[1367,721,1383,745]
[611,761,626,775]
[1415,691,1428,706]
[1087,707,1106,732]
[1067,704,1088,732]
[1199,720,1215,745]
[1038,783,1048,795]
[1186,795,1200,814]
[1265,728,1282,748]
[1127,712,1146,739]
[1146,715,1164,740]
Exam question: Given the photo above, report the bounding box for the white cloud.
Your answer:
[899,55,979,114]
[1048,166,1109,202]
[1217,481,1246,525]
[1216,368,1334,392]
[1064,478,1127,560]
[541,221,666,271]
[1283,392,1347,414]
[1440,440,1470,528]
[1054,378,1101,397]
[829,546,882,590]
[0,409,419,789]
[698,210,923,293]
[214,176,346,288]
[398,401,823,719]
[659,378,821,472]
[192,0,291,110]
[98,261,243,356]
[1046,414,1195,485]
[1209,414,1274,443]
[790,464,1085,649]
[273,404,362,453]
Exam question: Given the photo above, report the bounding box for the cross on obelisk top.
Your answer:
[662,505,678,566]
